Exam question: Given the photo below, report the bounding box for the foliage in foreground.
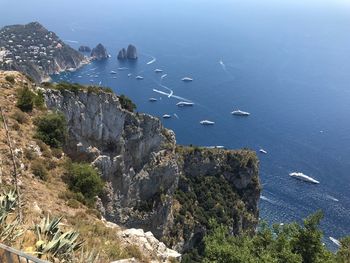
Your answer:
[16,86,45,112]
[203,211,350,263]
[34,112,67,148]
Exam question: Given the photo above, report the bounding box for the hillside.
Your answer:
[0,22,87,82]
[0,71,261,262]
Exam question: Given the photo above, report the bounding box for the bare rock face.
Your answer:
[91,43,109,60]
[78,45,91,52]
[126,44,138,59]
[44,88,179,239]
[117,48,127,60]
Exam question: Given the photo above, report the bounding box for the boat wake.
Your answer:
[146,56,156,65]
[65,39,79,44]
[219,59,235,79]
[152,89,192,102]
[325,194,339,202]
[260,195,276,204]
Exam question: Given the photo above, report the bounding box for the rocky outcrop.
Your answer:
[126,45,138,59]
[43,87,260,257]
[0,22,88,82]
[78,45,91,52]
[91,43,109,60]
[117,48,127,60]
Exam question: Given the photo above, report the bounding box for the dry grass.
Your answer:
[0,71,150,262]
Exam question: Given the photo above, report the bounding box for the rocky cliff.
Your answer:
[117,48,127,60]
[91,43,109,60]
[43,87,260,257]
[126,45,138,59]
[0,22,87,82]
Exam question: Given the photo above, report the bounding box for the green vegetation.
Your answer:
[5,75,15,84]
[43,82,113,94]
[64,162,104,206]
[16,86,45,112]
[203,211,350,263]
[0,190,22,244]
[16,86,36,112]
[118,94,136,112]
[31,159,49,181]
[34,112,67,148]
[35,216,83,261]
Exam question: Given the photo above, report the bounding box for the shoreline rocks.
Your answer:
[118,44,138,60]
[78,45,91,52]
[91,43,109,60]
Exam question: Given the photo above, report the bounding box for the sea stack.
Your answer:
[78,45,91,52]
[91,43,109,60]
[117,48,127,60]
[126,44,138,59]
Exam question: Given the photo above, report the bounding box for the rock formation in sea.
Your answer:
[126,44,138,59]
[78,45,91,52]
[0,22,88,82]
[117,48,127,60]
[43,87,261,255]
[91,43,109,60]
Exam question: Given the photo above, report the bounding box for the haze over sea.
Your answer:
[2,0,350,248]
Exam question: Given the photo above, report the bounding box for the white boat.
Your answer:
[200,120,215,125]
[259,149,267,154]
[77,75,82,78]
[182,77,193,82]
[110,71,117,74]
[118,67,128,71]
[289,172,320,184]
[149,98,157,102]
[231,109,250,116]
[329,237,340,247]
[162,114,171,119]
[135,76,144,80]
[128,73,132,77]
[155,69,163,73]
[207,146,225,149]
[176,101,194,107]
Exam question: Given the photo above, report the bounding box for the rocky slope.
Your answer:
[0,71,180,262]
[0,22,88,82]
[43,85,261,256]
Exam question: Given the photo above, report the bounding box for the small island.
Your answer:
[117,44,138,60]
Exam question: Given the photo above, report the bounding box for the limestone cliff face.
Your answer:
[43,88,179,238]
[91,43,109,60]
[43,88,260,253]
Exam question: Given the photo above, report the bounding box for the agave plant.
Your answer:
[0,189,23,244]
[35,215,84,261]
[74,248,100,263]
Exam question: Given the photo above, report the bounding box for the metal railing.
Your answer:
[0,243,50,263]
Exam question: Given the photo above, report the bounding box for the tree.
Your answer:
[16,86,36,112]
[34,112,67,148]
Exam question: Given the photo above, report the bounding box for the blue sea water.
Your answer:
[1,0,350,248]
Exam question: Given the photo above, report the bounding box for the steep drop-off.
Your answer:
[43,86,261,254]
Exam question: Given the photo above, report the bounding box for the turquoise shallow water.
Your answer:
[2,0,350,248]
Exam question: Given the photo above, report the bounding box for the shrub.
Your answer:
[5,75,15,84]
[34,112,67,148]
[31,160,49,181]
[65,163,104,205]
[118,94,136,112]
[67,199,80,209]
[24,148,37,160]
[34,90,45,109]
[16,87,36,112]
[11,110,28,124]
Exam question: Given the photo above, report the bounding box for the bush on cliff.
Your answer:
[16,86,36,112]
[118,94,136,112]
[203,211,349,263]
[64,162,104,205]
[34,112,67,148]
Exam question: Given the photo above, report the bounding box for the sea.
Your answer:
[1,0,350,249]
